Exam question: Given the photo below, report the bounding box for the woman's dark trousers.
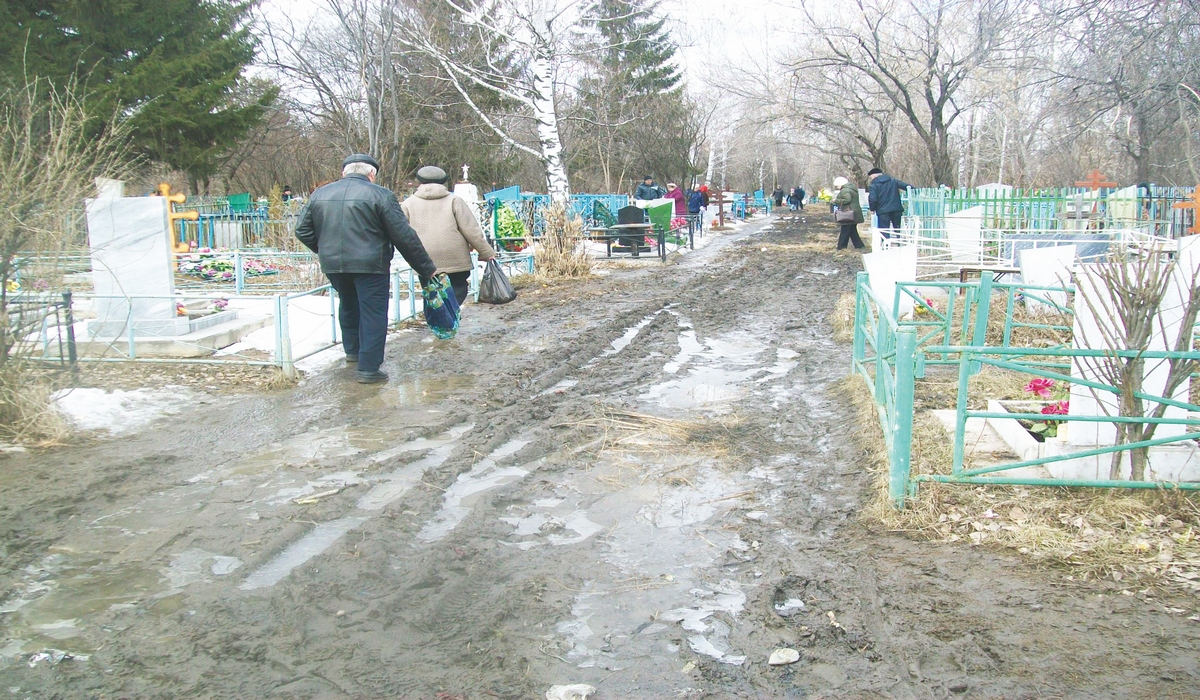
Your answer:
[837,223,865,250]
[448,271,471,305]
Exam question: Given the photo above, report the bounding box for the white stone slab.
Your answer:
[946,206,983,263]
[863,245,918,318]
[94,178,124,200]
[213,221,243,249]
[976,183,1012,195]
[1068,260,1190,448]
[86,197,182,337]
[1018,245,1074,313]
[1106,185,1139,223]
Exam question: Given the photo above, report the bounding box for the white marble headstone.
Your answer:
[946,206,984,263]
[1018,245,1075,313]
[86,196,185,337]
[1105,185,1139,224]
[863,244,918,318]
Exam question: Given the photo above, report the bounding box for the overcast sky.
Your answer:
[257,0,800,94]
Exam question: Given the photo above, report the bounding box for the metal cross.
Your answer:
[1173,187,1200,235]
[158,183,199,252]
[1074,169,1118,191]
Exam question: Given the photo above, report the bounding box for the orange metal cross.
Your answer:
[158,183,199,253]
[1074,169,1118,190]
[1173,187,1200,235]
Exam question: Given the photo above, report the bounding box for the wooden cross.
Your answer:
[1173,187,1200,235]
[158,183,199,253]
[1074,169,1118,191]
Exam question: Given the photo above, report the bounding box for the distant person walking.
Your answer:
[402,165,497,305]
[665,183,687,215]
[295,154,439,384]
[796,186,806,210]
[832,176,866,251]
[772,187,785,207]
[866,167,912,239]
[687,187,705,232]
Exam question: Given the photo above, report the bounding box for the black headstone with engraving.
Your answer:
[617,206,645,225]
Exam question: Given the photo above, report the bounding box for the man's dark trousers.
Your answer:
[327,273,389,372]
[876,211,902,238]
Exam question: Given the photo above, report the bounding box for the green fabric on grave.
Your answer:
[647,202,673,233]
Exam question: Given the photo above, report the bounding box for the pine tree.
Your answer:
[1,0,275,189]
[588,0,682,97]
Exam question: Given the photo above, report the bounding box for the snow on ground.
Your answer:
[53,386,197,435]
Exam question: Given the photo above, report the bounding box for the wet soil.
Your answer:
[3,216,1199,699]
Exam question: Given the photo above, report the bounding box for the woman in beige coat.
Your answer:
[402,166,497,304]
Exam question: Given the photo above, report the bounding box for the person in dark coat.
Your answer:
[772,187,784,207]
[832,176,865,251]
[635,176,662,202]
[295,153,439,384]
[866,167,911,238]
[796,186,806,210]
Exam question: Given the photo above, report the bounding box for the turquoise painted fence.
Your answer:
[903,185,1196,239]
[853,270,1200,508]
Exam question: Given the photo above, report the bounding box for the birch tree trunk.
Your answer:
[529,46,570,202]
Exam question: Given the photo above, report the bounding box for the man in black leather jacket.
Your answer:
[295,153,439,384]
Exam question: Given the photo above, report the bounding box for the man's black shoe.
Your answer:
[345,355,359,363]
[355,370,389,384]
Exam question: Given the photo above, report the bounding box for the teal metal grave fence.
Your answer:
[852,270,1200,508]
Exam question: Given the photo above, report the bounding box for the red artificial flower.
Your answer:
[1041,400,1069,416]
[1024,378,1055,398]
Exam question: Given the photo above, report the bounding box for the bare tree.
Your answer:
[1073,248,1200,481]
[792,0,1024,186]
[1049,0,1200,183]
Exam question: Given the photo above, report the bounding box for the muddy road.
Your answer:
[3,216,1199,699]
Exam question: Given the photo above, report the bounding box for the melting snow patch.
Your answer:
[53,387,195,435]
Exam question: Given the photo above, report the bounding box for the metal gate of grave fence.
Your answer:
[852,270,1200,508]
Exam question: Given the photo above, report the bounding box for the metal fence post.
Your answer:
[853,272,867,369]
[971,270,994,347]
[329,287,338,343]
[62,291,78,377]
[126,304,136,359]
[275,295,296,379]
[890,329,917,508]
[409,271,417,320]
[235,251,245,294]
[390,270,400,324]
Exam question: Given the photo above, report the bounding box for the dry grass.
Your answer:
[831,293,855,343]
[535,204,592,278]
[564,408,742,488]
[845,374,1200,594]
[0,363,69,445]
[570,408,737,455]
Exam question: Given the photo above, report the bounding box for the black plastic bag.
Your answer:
[478,259,517,304]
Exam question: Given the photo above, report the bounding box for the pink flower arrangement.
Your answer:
[1024,378,1055,398]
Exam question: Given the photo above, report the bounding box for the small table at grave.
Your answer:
[958,266,1020,284]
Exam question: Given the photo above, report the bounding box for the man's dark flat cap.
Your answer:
[416,165,447,183]
[343,153,380,170]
